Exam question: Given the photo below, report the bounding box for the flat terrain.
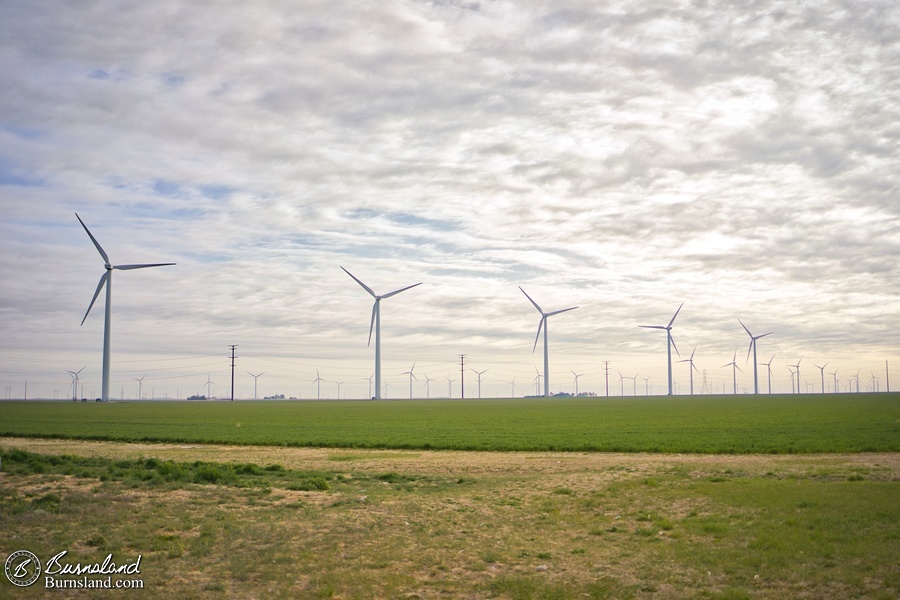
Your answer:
[2,438,898,599]
[2,393,898,453]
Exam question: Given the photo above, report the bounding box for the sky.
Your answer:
[1,0,898,401]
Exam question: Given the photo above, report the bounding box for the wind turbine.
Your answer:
[759,354,775,394]
[571,369,585,396]
[365,373,374,399]
[617,370,625,396]
[813,362,829,394]
[133,374,146,400]
[829,368,839,394]
[722,351,743,394]
[641,375,651,396]
[424,374,432,399]
[520,287,578,397]
[509,378,517,398]
[402,361,418,399]
[790,357,803,394]
[76,214,175,402]
[533,367,542,396]
[677,346,699,395]
[738,319,771,395]
[335,381,344,399]
[445,376,454,398]
[472,369,488,399]
[66,367,85,401]
[854,370,860,393]
[342,267,422,401]
[205,374,215,399]
[787,366,796,394]
[639,303,683,396]
[312,370,325,399]
[247,372,264,400]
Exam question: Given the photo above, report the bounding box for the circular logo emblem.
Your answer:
[5,550,41,587]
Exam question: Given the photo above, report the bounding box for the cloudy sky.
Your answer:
[2,0,898,400]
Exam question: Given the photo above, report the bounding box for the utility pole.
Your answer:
[228,345,238,401]
[459,355,466,399]
[604,361,609,397]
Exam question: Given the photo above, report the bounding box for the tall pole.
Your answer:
[102,271,112,402]
[543,320,550,397]
[229,345,238,401]
[459,354,466,399]
[887,360,890,392]
[604,361,609,397]
[374,300,381,400]
[751,340,759,395]
[666,331,673,395]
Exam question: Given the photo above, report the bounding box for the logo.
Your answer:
[5,550,41,587]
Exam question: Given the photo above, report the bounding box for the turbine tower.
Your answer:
[790,357,803,394]
[472,369,488,399]
[402,361,418,399]
[247,372,264,400]
[76,214,175,402]
[722,350,743,394]
[571,369,585,396]
[677,346,699,395]
[760,354,775,394]
[739,319,772,395]
[342,267,422,400]
[520,287,578,397]
[639,303,683,395]
[813,362,829,394]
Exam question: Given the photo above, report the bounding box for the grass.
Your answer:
[1,442,898,598]
[1,393,898,453]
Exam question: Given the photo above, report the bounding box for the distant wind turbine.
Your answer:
[335,381,344,399]
[247,372,264,400]
[365,373,374,399]
[759,354,775,394]
[133,374,146,400]
[738,319,772,395]
[66,367,85,401]
[787,366,796,394]
[639,303,683,395]
[424,374,432,399]
[641,375,651,396]
[402,361,418,399]
[617,370,625,396]
[312,370,325,400]
[472,369,488,399]
[571,369,585,396]
[722,351,743,394]
[76,213,175,402]
[813,362,829,394]
[677,346,699,395]
[509,378,517,398]
[520,287,578,397]
[445,376,454,398]
[829,368,839,394]
[205,374,215,399]
[790,357,803,394]
[533,367,542,396]
[342,267,422,401]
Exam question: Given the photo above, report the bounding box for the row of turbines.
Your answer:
[74,214,887,402]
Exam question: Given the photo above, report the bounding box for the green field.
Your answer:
[1,393,898,453]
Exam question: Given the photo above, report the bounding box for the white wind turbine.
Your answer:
[677,346,699,395]
[76,214,175,402]
[571,369,585,396]
[133,374,146,400]
[813,362,828,394]
[205,374,215,399]
[520,287,578,397]
[759,354,775,394]
[738,319,772,395]
[248,372,264,400]
[312,370,325,400]
[424,374,432,399]
[342,267,422,401]
[402,361,418,399]
[791,357,803,394]
[472,369,488,399]
[445,376,454,398]
[66,367,85,401]
[722,351,743,394]
[641,375,651,395]
[639,303,683,396]
[509,378,517,398]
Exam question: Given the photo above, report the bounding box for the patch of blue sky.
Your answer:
[0,159,43,187]
[160,73,185,88]
[343,207,459,232]
[198,184,236,200]
[152,179,182,197]
[2,125,45,139]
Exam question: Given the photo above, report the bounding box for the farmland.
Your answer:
[1,394,898,598]
[1,393,898,453]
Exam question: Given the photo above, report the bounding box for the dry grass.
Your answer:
[2,438,898,599]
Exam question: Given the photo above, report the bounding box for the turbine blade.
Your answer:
[532,316,545,353]
[639,325,666,330]
[667,302,684,328]
[519,286,543,314]
[669,333,680,357]
[692,363,700,373]
[738,318,752,337]
[81,271,109,325]
[735,364,744,373]
[114,262,176,270]
[75,213,109,264]
[367,302,376,347]
[690,346,697,360]
[746,340,753,363]
[381,281,423,299]
[547,306,578,317]
[341,266,376,297]
[758,332,773,339]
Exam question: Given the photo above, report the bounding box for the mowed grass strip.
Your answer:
[1,393,898,453]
